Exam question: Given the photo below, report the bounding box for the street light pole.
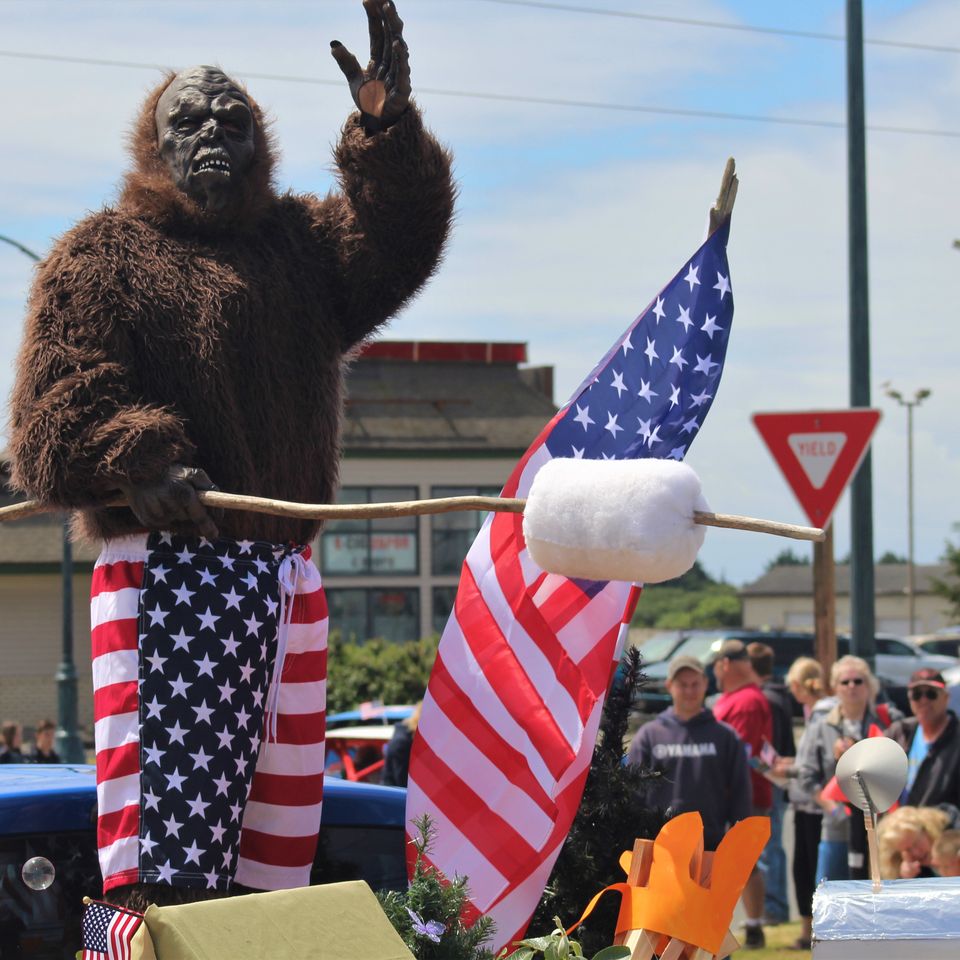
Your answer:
[883,383,932,635]
[0,233,85,763]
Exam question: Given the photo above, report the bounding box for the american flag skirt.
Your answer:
[91,532,328,894]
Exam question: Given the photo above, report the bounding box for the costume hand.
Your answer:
[330,0,411,132]
[118,464,219,540]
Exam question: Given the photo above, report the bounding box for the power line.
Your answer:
[1,49,958,139]
[475,0,960,55]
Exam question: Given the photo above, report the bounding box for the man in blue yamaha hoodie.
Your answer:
[627,654,752,852]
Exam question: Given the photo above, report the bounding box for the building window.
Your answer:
[326,588,421,643]
[430,485,501,575]
[322,486,418,576]
[432,586,458,636]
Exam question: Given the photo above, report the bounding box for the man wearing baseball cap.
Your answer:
[712,638,773,948]
[627,654,751,858]
[886,668,960,807]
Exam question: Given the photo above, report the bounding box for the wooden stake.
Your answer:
[0,492,826,542]
[814,521,838,670]
[865,810,882,894]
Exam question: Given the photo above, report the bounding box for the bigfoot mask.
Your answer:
[155,67,256,214]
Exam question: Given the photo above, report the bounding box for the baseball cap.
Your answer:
[908,668,946,690]
[715,638,749,661]
[667,655,706,682]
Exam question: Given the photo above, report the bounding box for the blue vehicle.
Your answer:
[326,704,415,728]
[0,764,407,958]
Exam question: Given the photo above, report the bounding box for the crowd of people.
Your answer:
[0,720,61,764]
[628,643,960,951]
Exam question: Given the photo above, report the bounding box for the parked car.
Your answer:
[326,705,415,729]
[865,634,958,688]
[634,630,690,668]
[634,628,957,714]
[912,633,960,659]
[0,764,407,958]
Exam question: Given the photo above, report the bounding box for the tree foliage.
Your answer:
[527,647,665,956]
[877,550,908,564]
[325,632,439,714]
[765,548,810,570]
[631,562,741,629]
[931,525,960,620]
[379,815,496,960]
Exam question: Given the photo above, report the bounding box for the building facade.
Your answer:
[740,562,956,635]
[0,340,555,732]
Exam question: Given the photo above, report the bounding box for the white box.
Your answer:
[813,877,960,959]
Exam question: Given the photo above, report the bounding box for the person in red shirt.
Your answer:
[713,639,773,950]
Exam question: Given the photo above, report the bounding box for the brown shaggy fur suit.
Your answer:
[9,77,455,546]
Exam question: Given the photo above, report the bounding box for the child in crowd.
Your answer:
[932,829,960,877]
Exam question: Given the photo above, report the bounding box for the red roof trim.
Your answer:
[358,341,528,364]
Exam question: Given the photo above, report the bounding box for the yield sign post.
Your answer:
[753,409,881,670]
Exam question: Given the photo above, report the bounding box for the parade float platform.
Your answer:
[813,877,960,959]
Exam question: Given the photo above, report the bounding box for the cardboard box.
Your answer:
[143,881,415,960]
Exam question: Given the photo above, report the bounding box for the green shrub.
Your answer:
[379,815,496,960]
[325,631,439,714]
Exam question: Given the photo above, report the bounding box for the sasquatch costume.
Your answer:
[9,3,453,909]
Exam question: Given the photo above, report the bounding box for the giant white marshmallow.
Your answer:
[522,458,709,584]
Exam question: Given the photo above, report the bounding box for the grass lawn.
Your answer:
[735,921,810,958]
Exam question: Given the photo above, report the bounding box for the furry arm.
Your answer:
[313,104,455,350]
[8,229,195,507]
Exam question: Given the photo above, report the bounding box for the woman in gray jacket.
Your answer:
[795,656,884,884]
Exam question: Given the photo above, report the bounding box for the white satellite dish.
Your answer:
[835,738,909,893]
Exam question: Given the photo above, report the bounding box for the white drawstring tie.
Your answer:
[266,550,309,742]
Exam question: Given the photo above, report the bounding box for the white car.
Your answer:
[868,633,958,688]
[940,663,960,715]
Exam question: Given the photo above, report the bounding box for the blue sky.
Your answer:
[1,0,958,589]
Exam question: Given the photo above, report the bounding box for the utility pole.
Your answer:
[0,234,85,763]
[846,0,876,661]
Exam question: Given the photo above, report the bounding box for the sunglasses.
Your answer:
[909,688,942,701]
[838,677,865,687]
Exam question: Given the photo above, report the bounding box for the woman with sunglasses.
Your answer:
[795,655,885,884]
[886,668,960,808]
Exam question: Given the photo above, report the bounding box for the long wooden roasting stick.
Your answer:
[0,490,824,542]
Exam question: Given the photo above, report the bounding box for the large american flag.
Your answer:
[81,899,144,960]
[406,219,734,951]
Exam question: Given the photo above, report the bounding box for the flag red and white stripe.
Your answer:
[406,430,640,950]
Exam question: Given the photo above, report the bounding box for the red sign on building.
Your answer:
[752,409,882,528]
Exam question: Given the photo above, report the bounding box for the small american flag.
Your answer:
[82,899,143,960]
[406,219,735,951]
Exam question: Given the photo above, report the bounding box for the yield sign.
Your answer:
[752,409,881,527]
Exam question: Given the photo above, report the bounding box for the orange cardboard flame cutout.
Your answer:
[572,812,769,956]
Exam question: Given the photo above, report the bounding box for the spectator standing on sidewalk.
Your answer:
[27,719,61,764]
[627,655,751,853]
[712,639,773,950]
[886,669,960,807]
[0,722,24,764]
[795,656,883,884]
[747,641,794,927]
[784,657,827,950]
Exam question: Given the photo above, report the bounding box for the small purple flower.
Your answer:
[406,907,444,943]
